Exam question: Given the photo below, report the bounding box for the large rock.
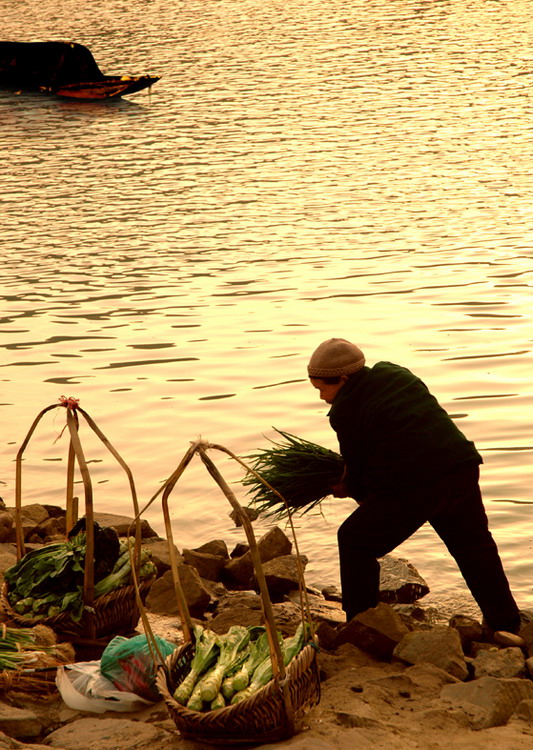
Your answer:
[223,526,293,588]
[520,620,533,657]
[142,539,182,577]
[0,701,42,739]
[208,593,312,636]
[182,548,227,581]
[262,554,308,596]
[229,505,259,527]
[257,526,292,561]
[441,676,533,728]
[286,591,345,628]
[333,602,410,660]
[93,512,159,539]
[0,513,13,544]
[38,515,66,542]
[514,699,533,722]
[449,614,485,653]
[394,625,468,680]
[194,539,229,558]
[11,504,49,541]
[0,543,17,579]
[146,564,210,618]
[208,591,264,633]
[472,646,527,679]
[378,555,429,604]
[222,551,254,587]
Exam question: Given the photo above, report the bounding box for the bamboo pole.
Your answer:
[159,442,200,644]
[65,441,77,535]
[125,441,199,677]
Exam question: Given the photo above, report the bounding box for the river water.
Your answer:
[1,0,532,618]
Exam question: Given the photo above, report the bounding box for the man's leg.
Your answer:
[429,464,520,633]
[337,495,430,621]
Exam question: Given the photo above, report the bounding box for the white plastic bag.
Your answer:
[56,660,155,714]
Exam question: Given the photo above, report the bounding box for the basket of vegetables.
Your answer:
[2,396,156,644]
[1,532,157,641]
[147,440,320,745]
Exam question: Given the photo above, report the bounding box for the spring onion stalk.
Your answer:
[173,626,220,706]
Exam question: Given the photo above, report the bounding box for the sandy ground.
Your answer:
[17,614,530,750]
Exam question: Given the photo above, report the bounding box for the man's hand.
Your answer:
[330,466,349,497]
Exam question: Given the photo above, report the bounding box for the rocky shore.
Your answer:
[1,502,533,750]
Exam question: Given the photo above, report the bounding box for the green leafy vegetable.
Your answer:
[5,532,156,622]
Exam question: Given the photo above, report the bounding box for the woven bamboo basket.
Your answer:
[139,439,321,745]
[5,397,153,645]
[156,637,320,744]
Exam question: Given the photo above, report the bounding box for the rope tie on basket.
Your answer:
[58,395,80,410]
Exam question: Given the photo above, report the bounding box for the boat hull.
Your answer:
[48,76,160,100]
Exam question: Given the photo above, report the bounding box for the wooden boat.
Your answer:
[0,41,160,100]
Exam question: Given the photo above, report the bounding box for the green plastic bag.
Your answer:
[100,634,176,702]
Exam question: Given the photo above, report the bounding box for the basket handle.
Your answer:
[133,437,315,697]
[14,398,143,641]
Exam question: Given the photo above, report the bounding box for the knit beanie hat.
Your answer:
[307,338,366,378]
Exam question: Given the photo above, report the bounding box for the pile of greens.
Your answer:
[173,622,309,712]
[5,534,157,622]
[242,429,344,519]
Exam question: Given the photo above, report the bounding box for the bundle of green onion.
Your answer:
[0,626,43,670]
[241,429,344,520]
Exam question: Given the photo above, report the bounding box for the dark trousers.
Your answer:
[337,464,520,632]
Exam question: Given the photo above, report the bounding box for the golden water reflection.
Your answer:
[0,0,532,617]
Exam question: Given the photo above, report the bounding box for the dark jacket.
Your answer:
[328,362,482,500]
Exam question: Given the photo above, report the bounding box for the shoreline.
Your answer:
[2,503,533,749]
